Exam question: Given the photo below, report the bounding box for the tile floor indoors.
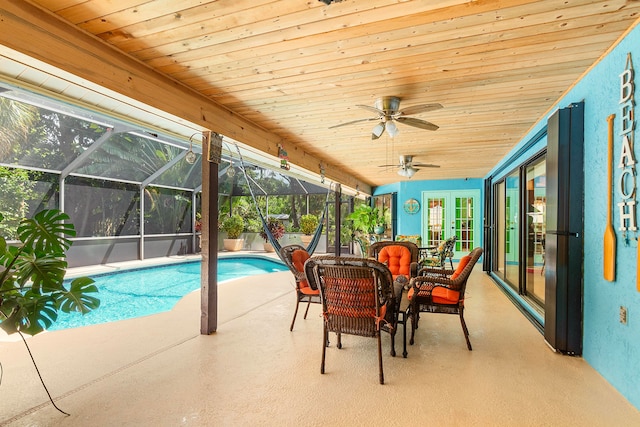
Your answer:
[1,253,639,426]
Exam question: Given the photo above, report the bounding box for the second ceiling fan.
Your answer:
[379,155,440,178]
[330,96,442,140]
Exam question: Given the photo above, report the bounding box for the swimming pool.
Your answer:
[49,256,287,331]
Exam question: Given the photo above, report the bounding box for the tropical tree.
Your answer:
[0,167,37,239]
[0,97,38,160]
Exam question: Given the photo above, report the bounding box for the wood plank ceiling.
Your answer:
[24,0,640,187]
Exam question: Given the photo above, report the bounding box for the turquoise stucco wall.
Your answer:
[487,24,640,410]
[374,23,640,411]
[374,178,483,239]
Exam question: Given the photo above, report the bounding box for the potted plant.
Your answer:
[259,218,285,252]
[347,205,385,234]
[221,214,245,251]
[194,212,202,251]
[373,207,388,235]
[299,214,319,245]
[346,205,388,255]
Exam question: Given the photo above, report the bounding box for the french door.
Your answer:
[421,190,480,259]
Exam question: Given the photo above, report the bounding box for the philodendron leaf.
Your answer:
[21,293,58,335]
[0,298,22,335]
[17,210,75,255]
[0,209,100,336]
[0,292,57,335]
[56,277,100,314]
[15,253,67,293]
[0,235,6,257]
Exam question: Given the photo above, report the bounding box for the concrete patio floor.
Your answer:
[1,254,639,426]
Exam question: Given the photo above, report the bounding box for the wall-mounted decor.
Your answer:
[208,132,222,164]
[403,198,420,214]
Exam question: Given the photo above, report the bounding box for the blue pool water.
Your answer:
[49,257,287,331]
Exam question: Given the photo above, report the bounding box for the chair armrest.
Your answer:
[411,274,459,290]
[410,261,419,278]
[417,266,454,277]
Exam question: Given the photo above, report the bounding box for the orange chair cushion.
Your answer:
[431,287,460,304]
[292,249,311,289]
[300,286,320,296]
[450,255,471,280]
[407,285,459,304]
[378,245,412,278]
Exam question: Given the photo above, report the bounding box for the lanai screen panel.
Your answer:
[153,155,202,190]
[0,95,109,171]
[73,132,184,183]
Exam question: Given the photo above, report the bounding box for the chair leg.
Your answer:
[402,309,408,357]
[390,327,396,357]
[289,297,300,331]
[377,333,384,384]
[303,297,312,319]
[409,303,417,345]
[459,308,472,351]
[321,325,327,374]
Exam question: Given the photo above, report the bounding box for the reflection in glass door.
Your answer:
[425,196,446,246]
[505,171,520,288]
[525,158,546,305]
[453,195,475,256]
[495,182,506,278]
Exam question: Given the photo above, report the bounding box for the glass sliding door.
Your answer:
[490,153,547,314]
[504,171,520,288]
[525,157,546,305]
[495,181,506,278]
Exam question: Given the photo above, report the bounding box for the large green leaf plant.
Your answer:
[0,209,100,335]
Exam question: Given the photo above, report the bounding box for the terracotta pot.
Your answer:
[264,242,275,252]
[300,234,313,246]
[223,238,244,251]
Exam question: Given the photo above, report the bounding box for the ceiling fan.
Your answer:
[330,96,442,140]
[379,155,440,178]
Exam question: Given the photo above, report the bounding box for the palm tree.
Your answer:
[0,97,38,159]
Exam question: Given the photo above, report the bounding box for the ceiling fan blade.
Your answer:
[377,164,401,168]
[329,117,379,129]
[371,122,385,140]
[395,116,439,131]
[397,103,443,116]
[357,104,385,115]
[411,162,440,168]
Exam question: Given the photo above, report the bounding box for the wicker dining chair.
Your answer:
[368,240,420,281]
[280,244,321,331]
[408,247,483,350]
[304,255,399,384]
[420,235,457,269]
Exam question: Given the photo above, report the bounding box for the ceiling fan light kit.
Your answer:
[398,166,417,178]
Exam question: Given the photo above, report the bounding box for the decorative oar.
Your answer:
[604,114,616,282]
